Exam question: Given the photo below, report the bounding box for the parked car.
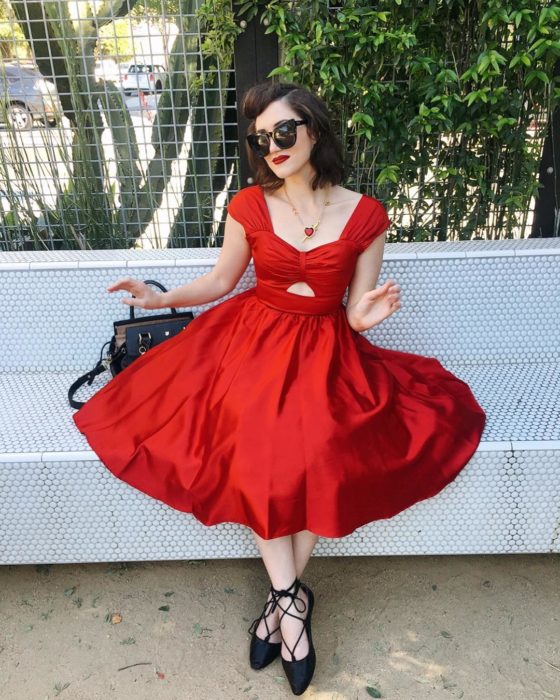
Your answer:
[117,61,132,82]
[122,63,166,95]
[0,63,62,130]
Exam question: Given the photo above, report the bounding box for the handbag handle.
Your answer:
[128,279,178,319]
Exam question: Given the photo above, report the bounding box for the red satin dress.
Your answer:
[73,184,487,540]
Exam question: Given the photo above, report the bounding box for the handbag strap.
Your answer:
[68,340,112,410]
[70,279,184,409]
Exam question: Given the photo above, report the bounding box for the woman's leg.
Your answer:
[291,530,319,578]
[251,531,310,660]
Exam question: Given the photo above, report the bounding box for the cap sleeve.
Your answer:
[226,188,248,227]
[226,186,267,241]
[354,198,391,253]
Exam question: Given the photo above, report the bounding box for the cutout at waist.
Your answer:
[255,283,343,315]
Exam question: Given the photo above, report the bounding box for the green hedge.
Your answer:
[228,0,560,240]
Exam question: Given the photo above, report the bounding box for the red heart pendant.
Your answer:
[304,227,315,237]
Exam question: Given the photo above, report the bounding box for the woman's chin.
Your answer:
[270,163,298,177]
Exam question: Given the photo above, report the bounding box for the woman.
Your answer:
[73,80,486,696]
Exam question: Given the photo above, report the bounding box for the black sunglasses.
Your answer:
[246,118,308,158]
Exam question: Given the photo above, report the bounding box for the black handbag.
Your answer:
[68,279,194,409]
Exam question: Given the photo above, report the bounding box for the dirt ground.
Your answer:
[1,553,559,700]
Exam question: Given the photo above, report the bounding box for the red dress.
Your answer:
[73,185,486,540]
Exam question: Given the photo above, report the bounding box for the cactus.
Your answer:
[123,4,200,241]
[3,0,233,250]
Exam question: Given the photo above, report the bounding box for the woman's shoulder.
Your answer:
[227,184,258,210]
[328,185,361,206]
[336,187,391,250]
[226,185,265,231]
[331,186,386,220]
[332,185,385,211]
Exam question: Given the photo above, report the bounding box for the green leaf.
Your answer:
[477,55,490,73]
[465,89,488,106]
[268,66,291,77]
[524,70,550,86]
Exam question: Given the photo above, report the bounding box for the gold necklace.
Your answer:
[282,186,332,243]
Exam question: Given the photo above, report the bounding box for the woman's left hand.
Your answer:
[350,279,402,332]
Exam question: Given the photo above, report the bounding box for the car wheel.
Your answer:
[7,103,33,131]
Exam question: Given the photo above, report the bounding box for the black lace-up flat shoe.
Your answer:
[271,577,316,695]
[247,585,282,669]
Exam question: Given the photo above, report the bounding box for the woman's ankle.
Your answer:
[276,585,310,661]
[254,588,281,641]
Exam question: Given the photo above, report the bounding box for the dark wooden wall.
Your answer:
[232,4,279,189]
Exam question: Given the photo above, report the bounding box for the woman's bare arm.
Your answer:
[345,233,401,332]
[158,214,252,308]
[108,214,252,309]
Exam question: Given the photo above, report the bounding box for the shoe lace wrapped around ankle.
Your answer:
[269,577,309,662]
[247,587,281,639]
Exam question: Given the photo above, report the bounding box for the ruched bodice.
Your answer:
[228,185,390,314]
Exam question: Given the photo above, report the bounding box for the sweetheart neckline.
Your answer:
[257,186,366,254]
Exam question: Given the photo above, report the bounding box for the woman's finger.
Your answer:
[107,277,133,292]
[108,277,143,293]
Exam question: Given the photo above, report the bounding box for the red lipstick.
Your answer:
[272,155,290,164]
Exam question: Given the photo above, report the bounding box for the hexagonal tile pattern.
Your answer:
[1,242,559,563]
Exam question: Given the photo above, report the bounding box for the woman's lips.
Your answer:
[272,155,290,164]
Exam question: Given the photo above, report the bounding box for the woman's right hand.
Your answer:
[107,278,164,309]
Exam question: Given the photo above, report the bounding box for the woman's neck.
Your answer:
[277,173,332,211]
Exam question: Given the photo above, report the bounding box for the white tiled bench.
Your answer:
[1,240,559,564]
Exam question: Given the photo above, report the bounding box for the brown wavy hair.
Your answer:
[241,80,347,193]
